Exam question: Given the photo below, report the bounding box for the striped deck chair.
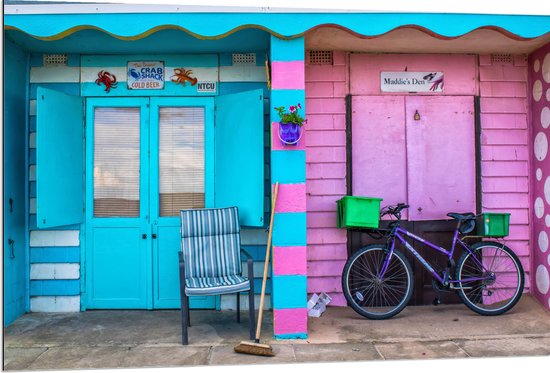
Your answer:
[178,207,255,345]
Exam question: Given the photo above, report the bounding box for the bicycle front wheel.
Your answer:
[456,242,524,316]
[342,244,413,319]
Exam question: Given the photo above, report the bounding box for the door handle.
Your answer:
[8,238,15,259]
[142,234,147,239]
[152,234,157,239]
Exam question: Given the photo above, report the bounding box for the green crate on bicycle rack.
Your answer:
[475,213,511,237]
[336,196,382,229]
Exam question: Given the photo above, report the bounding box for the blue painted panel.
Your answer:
[215,89,265,227]
[30,280,80,296]
[271,151,306,184]
[29,149,36,165]
[270,90,305,122]
[218,82,269,96]
[272,212,307,247]
[30,53,43,67]
[275,333,308,340]
[29,215,81,231]
[30,181,36,198]
[67,54,80,67]
[81,81,218,97]
[29,116,36,131]
[30,83,80,100]
[36,87,84,228]
[219,53,233,67]
[4,39,28,326]
[81,54,218,67]
[88,227,148,308]
[270,36,305,61]
[85,97,151,309]
[271,275,307,309]
[30,247,80,263]
[6,13,550,39]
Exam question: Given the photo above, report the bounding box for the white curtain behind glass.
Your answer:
[93,107,141,217]
[159,107,205,216]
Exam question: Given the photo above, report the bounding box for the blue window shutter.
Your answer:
[215,89,264,227]
[36,87,84,228]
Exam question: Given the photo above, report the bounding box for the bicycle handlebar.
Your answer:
[381,203,409,219]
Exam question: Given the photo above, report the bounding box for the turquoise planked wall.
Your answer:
[4,39,29,326]
[26,51,272,311]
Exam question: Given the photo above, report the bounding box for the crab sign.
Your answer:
[95,70,118,93]
[170,68,198,86]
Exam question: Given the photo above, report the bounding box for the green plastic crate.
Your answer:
[336,196,383,229]
[476,213,511,237]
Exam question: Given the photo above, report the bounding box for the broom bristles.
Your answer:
[234,341,275,357]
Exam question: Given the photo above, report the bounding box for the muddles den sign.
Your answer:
[381,72,444,93]
[127,61,165,90]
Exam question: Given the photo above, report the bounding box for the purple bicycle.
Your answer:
[342,203,525,319]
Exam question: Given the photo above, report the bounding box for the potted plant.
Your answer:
[275,103,306,145]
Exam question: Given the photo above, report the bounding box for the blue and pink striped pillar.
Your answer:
[270,36,308,339]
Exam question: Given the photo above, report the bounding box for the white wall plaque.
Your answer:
[127,61,165,90]
[381,72,444,93]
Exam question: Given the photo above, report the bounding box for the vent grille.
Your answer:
[232,53,256,65]
[491,53,513,64]
[43,54,68,66]
[308,51,333,65]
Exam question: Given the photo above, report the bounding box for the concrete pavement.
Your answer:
[3,295,550,370]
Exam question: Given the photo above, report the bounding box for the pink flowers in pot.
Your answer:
[275,103,307,126]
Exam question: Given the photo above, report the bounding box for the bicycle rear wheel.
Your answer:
[342,244,413,319]
[456,241,524,316]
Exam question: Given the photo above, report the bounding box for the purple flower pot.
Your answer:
[278,122,302,145]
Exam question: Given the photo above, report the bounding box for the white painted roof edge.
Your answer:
[4,3,550,16]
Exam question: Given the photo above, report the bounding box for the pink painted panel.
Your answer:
[479,114,527,129]
[275,183,306,213]
[305,65,346,82]
[479,65,527,82]
[307,243,347,260]
[406,96,475,220]
[479,82,527,98]
[273,246,307,275]
[307,228,346,245]
[351,96,408,218]
[273,308,308,335]
[271,122,306,151]
[350,54,476,95]
[271,61,305,90]
[480,97,528,114]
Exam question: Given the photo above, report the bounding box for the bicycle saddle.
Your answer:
[447,212,475,221]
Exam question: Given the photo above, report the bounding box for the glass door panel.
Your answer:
[151,97,215,309]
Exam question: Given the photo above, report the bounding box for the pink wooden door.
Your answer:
[405,96,475,220]
[351,96,408,219]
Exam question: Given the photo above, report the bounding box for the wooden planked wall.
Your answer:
[479,54,531,291]
[305,51,532,306]
[27,52,271,312]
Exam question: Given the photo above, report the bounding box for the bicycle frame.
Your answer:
[380,225,488,286]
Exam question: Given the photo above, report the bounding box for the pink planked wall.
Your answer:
[305,51,533,306]
[480,54,531,290]
[305,51,348,306]
[529,43,550,310]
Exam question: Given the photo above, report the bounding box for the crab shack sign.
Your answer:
[127,61,165,90]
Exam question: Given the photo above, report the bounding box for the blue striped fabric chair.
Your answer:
[178,207,255,345]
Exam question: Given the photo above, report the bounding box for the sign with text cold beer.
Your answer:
[381,72,444,93]
[127,61,165,90]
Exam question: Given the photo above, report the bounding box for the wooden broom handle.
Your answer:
[255,182,279,341]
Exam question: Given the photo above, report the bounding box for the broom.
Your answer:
[234,182,279,357]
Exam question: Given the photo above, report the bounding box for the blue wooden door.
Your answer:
[85,97,217,309]
[150,97,216,309]
[85,98,152,309]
